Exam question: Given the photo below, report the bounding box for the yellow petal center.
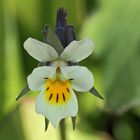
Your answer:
[45,79,71,105]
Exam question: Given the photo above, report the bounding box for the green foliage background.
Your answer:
[0,0,140,140]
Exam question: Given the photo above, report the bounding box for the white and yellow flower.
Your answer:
[24,37,95,128]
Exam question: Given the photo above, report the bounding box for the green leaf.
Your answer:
[113,119,134,140]
[2,0,23,113]
[0,0,4,118]
[0,107,25,140]
[81,0,140,113]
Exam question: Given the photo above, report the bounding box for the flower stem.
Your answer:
[59,119,66,140]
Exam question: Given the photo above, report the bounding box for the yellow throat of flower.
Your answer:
[45,79,71,105]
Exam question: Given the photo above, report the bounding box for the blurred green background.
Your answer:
[0,0,140,140]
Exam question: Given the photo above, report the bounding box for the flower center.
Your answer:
[45,79,71,105]
[50,59,68,67]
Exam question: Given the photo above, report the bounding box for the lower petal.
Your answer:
[35,87,78,128]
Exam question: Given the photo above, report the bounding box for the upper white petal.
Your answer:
[60,38,94,62]
[27,66,56,91]
[24,38,58,62]
[35,88,78,128]
[61,66,94,92]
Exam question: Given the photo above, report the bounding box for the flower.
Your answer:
[24,37,95,128]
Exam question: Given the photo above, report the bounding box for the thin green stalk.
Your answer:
[59,119,66,140]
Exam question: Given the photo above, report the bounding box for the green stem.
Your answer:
[59,119,66,140]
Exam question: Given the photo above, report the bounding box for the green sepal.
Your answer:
[45,117,49,131]
[90,87,104,100]
[16,85,30,101]
[42,25,64,55]
[71,116,76,130]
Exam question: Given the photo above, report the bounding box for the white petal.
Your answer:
[60,38,94,62]
[61,66,94,92]
[24,38,58,62]
[27,66,56,91]
[35,88,78,128]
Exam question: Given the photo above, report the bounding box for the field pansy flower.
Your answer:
[24,37,94,128]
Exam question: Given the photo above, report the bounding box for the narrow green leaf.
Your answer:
[0,0,4,117]
[0,107,25,140]
[90,87,104,100]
